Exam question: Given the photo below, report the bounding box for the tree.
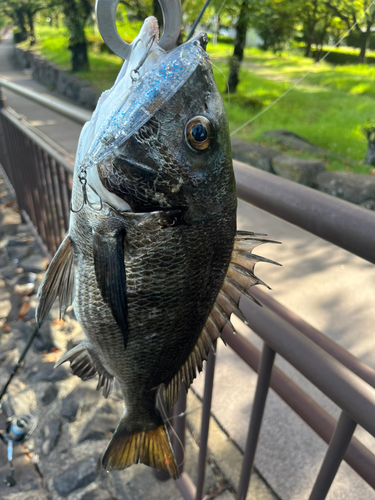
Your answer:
[326,0,375,63]
[301,0,334,57]
[0,0,59,45]
[250,0,299,53]
[227,0,250,93]
[61,0,93,72]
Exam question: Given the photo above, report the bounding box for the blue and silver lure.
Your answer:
[73,17,208,212]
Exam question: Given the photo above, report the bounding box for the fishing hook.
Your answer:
[95,0,182,61]
[131,35,156,83]
[70,173,103,213]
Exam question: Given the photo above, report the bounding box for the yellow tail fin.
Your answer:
[102,417,178,479]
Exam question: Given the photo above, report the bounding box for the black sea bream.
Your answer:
[36,17,277,478]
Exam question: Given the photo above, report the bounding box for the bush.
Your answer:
[311,47,375,65]
[346,31,375,51]
[363,120,375,140]
[13,30,28,44]
[86,34,134,55]
[207,34,234,44]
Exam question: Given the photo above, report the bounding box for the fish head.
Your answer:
[79,19,236,221]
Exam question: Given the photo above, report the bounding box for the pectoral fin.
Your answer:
[36,234,75,327]
[93,226,128,349]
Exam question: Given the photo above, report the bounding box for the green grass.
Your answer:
[207,45,375,172]
[18,27,375,173]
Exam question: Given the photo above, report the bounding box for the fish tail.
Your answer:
[102,412,178,479]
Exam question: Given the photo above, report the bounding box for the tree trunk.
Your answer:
[305,37,313,58]
[228,0,249,93]
[314,25,328,62]
[304,22,316,58]
[62,0,92,72]
[14,9,28,42]
[27,11,35,46]
[69,42,89,72]
[358,26,371,64]
[365,131,375,166]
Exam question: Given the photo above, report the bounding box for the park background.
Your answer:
[1,0,375,176]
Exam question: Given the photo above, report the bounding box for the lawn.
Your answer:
[18,24,375,174]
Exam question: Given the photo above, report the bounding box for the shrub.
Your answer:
[363,120,375,141]
[311,48,375,65]
[13,30,28,44]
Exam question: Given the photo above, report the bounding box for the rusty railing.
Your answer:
[0,79,375,500]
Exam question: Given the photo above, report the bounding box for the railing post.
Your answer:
[237,343,276,500]
[195,348,216,500]
[309,411,357,500]
[0,85,7,109]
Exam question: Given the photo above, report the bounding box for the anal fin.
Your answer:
[56,343,114,398]
[36,234,75,327]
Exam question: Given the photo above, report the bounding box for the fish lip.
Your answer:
[138,16,160,44]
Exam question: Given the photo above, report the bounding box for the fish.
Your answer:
[36,16,278,479]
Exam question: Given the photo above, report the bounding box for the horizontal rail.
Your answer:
[0,77,91,125]
[1,107,74,174]
[2,79,375,265]
[234,160,375,265]
[251,287,375,389]
[238,295,375,436]
[222,328,375,487]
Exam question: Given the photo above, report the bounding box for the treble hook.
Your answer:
[95,0,182,60]
[70,174,103,213]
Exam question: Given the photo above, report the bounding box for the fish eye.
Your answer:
[185,116,214,152]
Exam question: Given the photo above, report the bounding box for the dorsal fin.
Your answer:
[163,230,280,410]
[36,234,75,327]
[55,343,114,398]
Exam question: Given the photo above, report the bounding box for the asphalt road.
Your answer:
[1,33,375,500]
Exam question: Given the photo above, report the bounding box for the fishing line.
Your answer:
[211,62,230,102]
[157,392,186,468]
[165,404,201,421]
[0,326,40,487]
[0,326,40,405]
[230,0,375,137]
[216,0,228,18]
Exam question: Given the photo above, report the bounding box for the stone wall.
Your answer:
[13,47,100,110]
[231,138,375,210]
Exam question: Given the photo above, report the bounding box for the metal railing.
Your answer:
[1,79,375,500]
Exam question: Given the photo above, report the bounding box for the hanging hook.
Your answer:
[95,0,182,60]
[70,172,103,213]
[131,34,156,83]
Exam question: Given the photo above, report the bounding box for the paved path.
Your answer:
[1,34,375,500]
[0,33,82,155]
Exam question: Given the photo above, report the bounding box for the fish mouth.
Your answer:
[139,16,160,44]
[86,166,188,216]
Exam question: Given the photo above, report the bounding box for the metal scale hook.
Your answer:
[95,0,182,59]
[70,0,182,213]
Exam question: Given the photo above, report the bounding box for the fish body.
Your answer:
[37,17,276,478]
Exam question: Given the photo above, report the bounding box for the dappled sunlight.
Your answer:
[236,201,375,369]
[350,83,372,95]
